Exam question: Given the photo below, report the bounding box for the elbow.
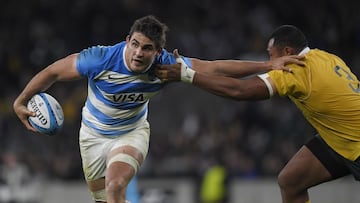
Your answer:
[227,86,269,101]
[216,86,247,101]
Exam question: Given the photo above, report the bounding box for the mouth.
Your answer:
[129,58,148,73]
[132,58,143,66]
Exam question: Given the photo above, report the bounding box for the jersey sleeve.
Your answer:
[156,49,192,68]
[268,65,310,99]
[76,46,109,79]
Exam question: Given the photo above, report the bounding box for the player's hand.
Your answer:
[13,99,37,133]
[156,49,195,83]
[155,49,182,82]
[270,55,305,72]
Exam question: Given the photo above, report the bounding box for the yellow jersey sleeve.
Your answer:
[268,64,310,100]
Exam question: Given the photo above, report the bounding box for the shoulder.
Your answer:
[268,67,310,98]
[77,42,125,66]
[79,42,125,59]
[76,42,126,77]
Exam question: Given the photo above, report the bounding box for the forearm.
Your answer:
[192,73,240,99]
[190,58,272,78]
[216,60,272,77]
[14,68,58,106]
[191,72,270,100]
[14,54,81,105]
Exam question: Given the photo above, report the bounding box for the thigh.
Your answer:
[79,124,107,181]
[279,145,333,189]
[306,135,350,179]
[106,123,151,179]
[110,120,150,160]
[79,124,109,201]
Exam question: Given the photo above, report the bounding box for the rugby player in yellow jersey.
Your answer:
[156,25,360,203]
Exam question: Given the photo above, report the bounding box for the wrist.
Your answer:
[181,67,195,83]
[176,57,196,83]
[263,61,273,71]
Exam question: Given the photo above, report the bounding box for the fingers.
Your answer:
[18,113,37,133]
[23,111,38,132]
[285,67,293,73]
[155,49,183,82]
[276,55,305,71]
[297,54,306,60]
[289,55,306,66]
[291,59,305,66]
[155,66,173,82]
[14,105,37,132]
[172,49,180,58]
[156,69,168,79]
[25,121,37,133]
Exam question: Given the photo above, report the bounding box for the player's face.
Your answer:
[267,38,283,60]
[125,32,161,73]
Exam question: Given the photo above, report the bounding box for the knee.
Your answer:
[106,177,127,194]
[278,167,307,196]
[277,168,295,191]
[278,167,310,202]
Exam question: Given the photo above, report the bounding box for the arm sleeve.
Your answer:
[257,73,274,97]
[267,68,309,99]
[76,46,109,79]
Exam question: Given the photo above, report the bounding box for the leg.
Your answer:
[87,178,106,203]
[79,124,109,203]
[278,146,332,203]
[105,145,144,203]
[80,122,150,203]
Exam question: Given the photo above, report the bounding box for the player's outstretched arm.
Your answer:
[189,52,304,78]
[13,53,82,132]
[156,52,277,100]
[157,49,304,80]
[191,71,275,100]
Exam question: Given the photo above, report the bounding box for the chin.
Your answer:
[130,65,147,73]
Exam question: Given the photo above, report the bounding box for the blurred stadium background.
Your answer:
[1,0,360,202]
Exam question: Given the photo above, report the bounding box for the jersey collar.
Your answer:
[298,47,310,55]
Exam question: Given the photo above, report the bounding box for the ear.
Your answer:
[284,47,296,55]
[126,35,131,43]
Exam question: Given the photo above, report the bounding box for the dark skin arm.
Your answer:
[156,49,304,81]
[155,49,288,100]
[190,57,298,77]
[171,49,304,78]
[191,71,275,100]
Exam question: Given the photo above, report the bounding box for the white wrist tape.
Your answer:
[176,57,195,83]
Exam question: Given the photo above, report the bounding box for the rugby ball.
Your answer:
[27,93,64,136]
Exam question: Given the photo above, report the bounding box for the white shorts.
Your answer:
[79,121,150,182]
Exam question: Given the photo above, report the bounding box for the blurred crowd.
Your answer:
[1,0,360,184]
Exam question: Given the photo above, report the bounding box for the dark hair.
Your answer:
[269,25,308,53]
[129,15,169,50]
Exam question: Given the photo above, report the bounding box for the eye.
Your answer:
[131,41,139,48]
[143,45,154,51]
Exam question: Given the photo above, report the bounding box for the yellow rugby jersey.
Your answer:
[268,49,360,161]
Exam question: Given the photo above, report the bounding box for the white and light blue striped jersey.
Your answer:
[76,41,191,137]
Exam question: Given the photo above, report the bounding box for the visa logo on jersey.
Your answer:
[112,93,145,103]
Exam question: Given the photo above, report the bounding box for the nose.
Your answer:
[135,47,144,57]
